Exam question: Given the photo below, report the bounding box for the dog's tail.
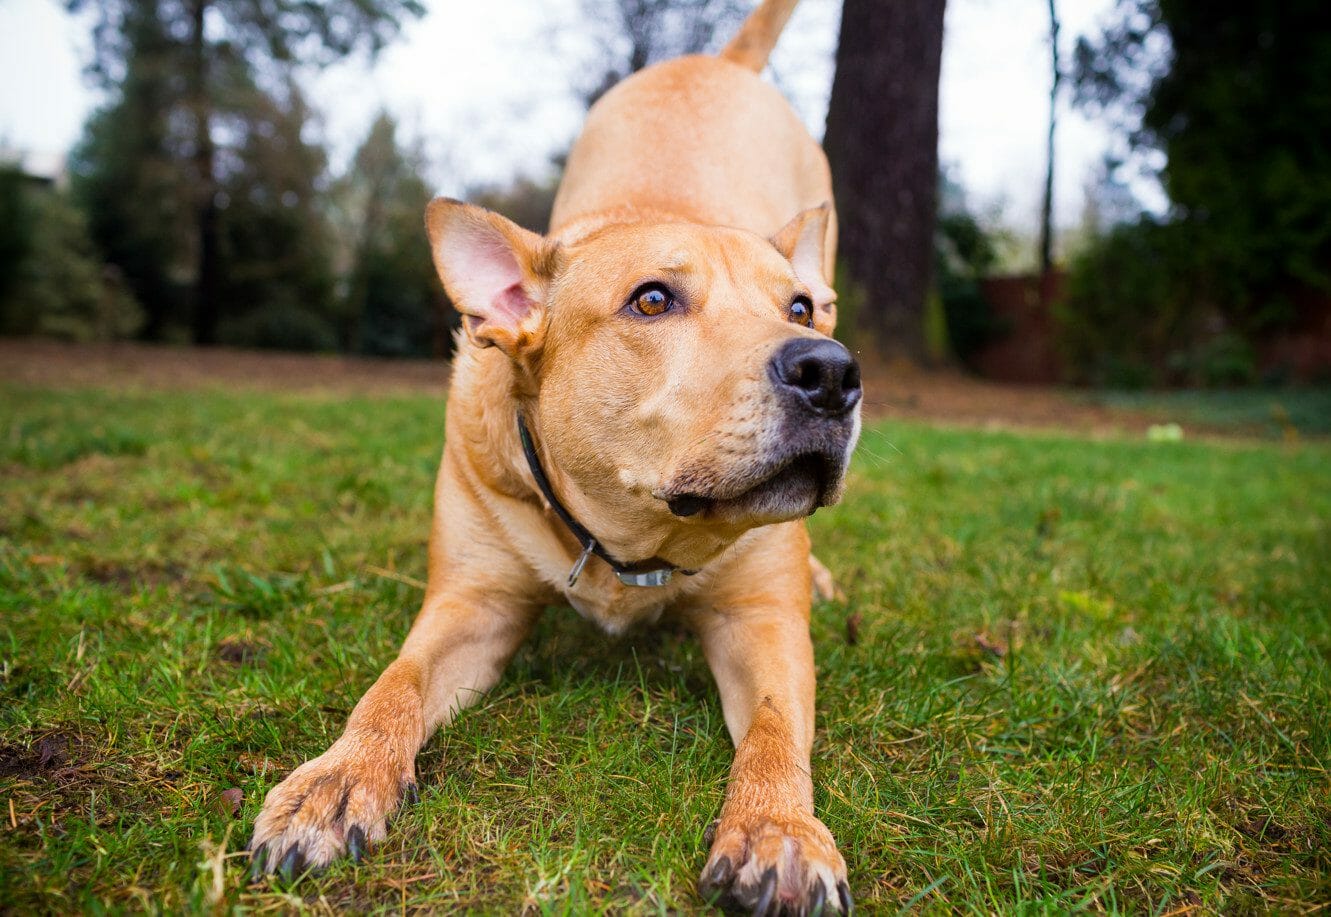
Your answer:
[720,0,801,72]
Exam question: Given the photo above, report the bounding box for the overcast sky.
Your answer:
[0,0,1160,235]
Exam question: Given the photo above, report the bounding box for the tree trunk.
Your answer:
[824,0,946,364]
[189,0,221,345]
[1039,0,1061,279]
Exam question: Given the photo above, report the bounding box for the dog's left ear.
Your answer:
[772,203,837,334]
[425,198,560,357]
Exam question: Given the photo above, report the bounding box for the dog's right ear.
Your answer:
[425,198,559,355]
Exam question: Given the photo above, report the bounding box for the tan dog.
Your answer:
[248,0,861,911]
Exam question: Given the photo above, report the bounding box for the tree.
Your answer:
[68,0,425,344]
[0,174,143,342]
[1039,0,1062,279]
[70,3,192,340]
[0,166,34,310]
[1074,0,1331,330]
[823,0,948,363]
[212,79,339,351]
[332,113,446,357]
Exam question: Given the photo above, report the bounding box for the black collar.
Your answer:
[516,413,690,588]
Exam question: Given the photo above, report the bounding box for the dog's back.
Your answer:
[550,0,832,250]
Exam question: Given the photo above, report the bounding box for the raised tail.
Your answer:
[720,0,802,72]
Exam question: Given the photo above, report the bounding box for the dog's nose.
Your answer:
[770,337,862,416]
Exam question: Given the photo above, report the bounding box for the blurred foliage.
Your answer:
[68,0,425,80]
[1073,0,1331,340]
[69,3,191,340]
[0,167,34,308]
[64,0,424,346]
[1058,217,1260,387]
[579,0,748,103]
[333,113,450,358]
[213,82,337,352]
[935,172,1001,365]
[0,167,143,342]
[469,174,562,236]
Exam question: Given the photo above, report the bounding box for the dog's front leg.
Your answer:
[247,589,538,878]
[693,605,851,914]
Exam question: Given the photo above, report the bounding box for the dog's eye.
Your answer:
[629,283,674,317]
[789,295,814,327]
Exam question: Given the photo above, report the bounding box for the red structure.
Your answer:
[970,272,1065,384]
[969,272,1331,385]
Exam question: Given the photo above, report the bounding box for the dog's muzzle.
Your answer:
[659,337,861,524]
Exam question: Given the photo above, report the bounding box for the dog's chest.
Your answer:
[561,566,680,634]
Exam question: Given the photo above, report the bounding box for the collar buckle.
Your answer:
[615,568,674,587]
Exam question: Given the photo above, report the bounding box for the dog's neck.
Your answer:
[515,412,692,588]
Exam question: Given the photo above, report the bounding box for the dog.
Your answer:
[248,0,861,911]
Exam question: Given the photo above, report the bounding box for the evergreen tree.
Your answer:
[334,114,446,357]
[70,2,191,340]
[68,0,424,344]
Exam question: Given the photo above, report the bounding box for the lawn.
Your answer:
[1,381,1328,913]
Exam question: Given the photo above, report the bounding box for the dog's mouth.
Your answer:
[663,448,845,525]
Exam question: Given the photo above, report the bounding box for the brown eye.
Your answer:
[789,295,814,327]
[629,283,674,317]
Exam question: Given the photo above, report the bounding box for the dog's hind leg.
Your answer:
[809,553,845,603]
[246,587,540,878]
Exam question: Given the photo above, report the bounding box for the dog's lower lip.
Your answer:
[667,450,839,520]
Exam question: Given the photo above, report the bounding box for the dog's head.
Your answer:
[427,199,860,567]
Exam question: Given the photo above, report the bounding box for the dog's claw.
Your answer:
[699,812,847,915]
[346,824,367,863]
[753,867,779,916]
[247,845,268,883]
[809,882,827,916]
[837,880,853,915]
[703,818,720,848]
[278,845,304,881]
[402,781,420,806]
[699,854,733,900]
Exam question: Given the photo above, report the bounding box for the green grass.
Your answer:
[1086,386,1331,438]
[2,382,1328,913]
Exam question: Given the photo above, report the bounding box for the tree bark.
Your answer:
[189,0,221,345]
[1039,0,1061,279]
[824,0,947,363]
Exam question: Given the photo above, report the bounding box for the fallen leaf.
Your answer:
[216,788,244,817]
[846,611,863,646]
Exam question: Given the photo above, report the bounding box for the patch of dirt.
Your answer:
[1,339,1177,434]
[0,339,450,397]
[79,558,187,591]
[855,358,1158,434]
[0,734,72,778]
[215,637,268,666]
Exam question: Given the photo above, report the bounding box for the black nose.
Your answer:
[769,337,862,416]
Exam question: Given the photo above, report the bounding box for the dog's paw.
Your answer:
[698,812,851,914]
[246,734,415,881]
